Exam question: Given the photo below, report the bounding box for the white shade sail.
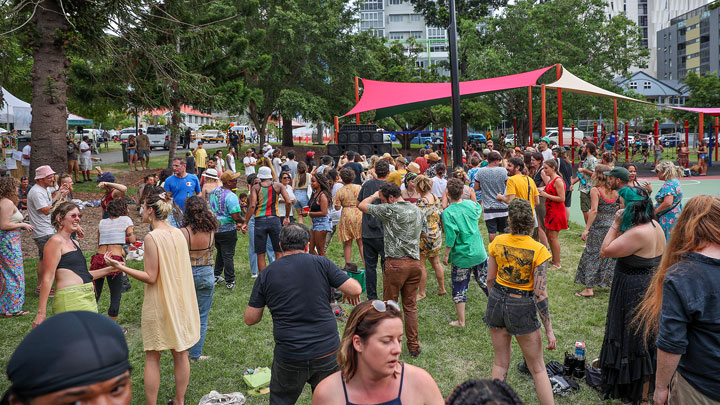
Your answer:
[544,67,653,105]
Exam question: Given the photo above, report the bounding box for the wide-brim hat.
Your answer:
[257,166,273,180]
[34,165,56,180]
[220,171,242,183]
[202,168,219,180]
[427,152,440,162]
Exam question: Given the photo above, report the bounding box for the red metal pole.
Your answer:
[654,120,659,147]
[528,86,533,147]
[699,113,705,146]
[541,84,546,139]
[715,117,719,162]
[593,122,598,144]
[613,99,618,155]
[556,64,563,146]
[625,122,629,162]
[354,76,361,125]
[684,119,689,147]
[443,127,448,166]
[571,124,576,168]
[334,116,339,144]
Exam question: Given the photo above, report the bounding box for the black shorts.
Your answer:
[564,190,572,208]
[485,216,508,235]
[484,284,540,336]
[254,216,281,254]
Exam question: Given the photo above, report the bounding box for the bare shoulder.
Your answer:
[311,371,344,405]
[403,364,444,403]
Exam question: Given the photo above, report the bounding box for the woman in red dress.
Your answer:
[540,159,567,270]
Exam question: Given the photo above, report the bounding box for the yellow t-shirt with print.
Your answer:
[194,148,208,168]
[506,174,539,210]
[488,233,552,291]
[387,169,407,186]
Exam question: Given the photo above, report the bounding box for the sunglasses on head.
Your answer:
[371,300,400,313]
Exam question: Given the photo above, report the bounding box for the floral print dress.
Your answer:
[334,184,362,242]
[655,179,683,242]
[417,197,442,257]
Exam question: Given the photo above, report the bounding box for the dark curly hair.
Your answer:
[339,167,355,184]
[183,196,219,233]
[508,198,534,236]
[0,176,19,205]
[446,379,525,405]
[106,198,128,218]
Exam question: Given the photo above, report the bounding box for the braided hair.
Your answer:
[446,379,525,405]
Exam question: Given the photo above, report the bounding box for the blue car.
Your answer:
[467,133,487,144]
[411,134,434,144]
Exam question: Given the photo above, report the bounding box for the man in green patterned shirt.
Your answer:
[359,182,427,358]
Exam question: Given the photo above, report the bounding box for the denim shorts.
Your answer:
[484,283,540,336]
[294,189,309,209]
[311,215,333,232]
[254,216,281,254]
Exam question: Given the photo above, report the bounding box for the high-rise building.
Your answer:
[358,0,449,75]
[657,3,720,80]
[603,0,710,77]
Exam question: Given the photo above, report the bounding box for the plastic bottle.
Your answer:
[577,172,587,185]
[575,342,586,360]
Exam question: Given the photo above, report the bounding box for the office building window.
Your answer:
[629,81,637,89]
[643,81,651,89]
[389,14,404,22]
[361,12,383,29]
[409,31,423,38]
[388,0,403,4]
[415,60,425,68]
[388,31,406,40]
[360,0,383,10]
[410,14,423,22]
[427,27,446,39]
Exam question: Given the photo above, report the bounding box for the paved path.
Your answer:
[93,141,228,164]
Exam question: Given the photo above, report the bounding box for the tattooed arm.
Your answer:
[533,259,556,350]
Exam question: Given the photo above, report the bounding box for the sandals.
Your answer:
[3,311,29,318]
[575,292,594,298]
[435,291,447,296]
[550,264,562,271]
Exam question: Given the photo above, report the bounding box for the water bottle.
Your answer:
[577,172,587,185]
[575,341,586,360]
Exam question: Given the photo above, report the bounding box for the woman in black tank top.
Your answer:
[312,301,444,404]
[33,202,115,328]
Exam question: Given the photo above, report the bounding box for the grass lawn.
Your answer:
[0,214,624,404]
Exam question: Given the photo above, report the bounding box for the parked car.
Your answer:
[193,129,224,143]
[146,126,173,150]
[503,133,515,147]
[545,128,584,147]
[467,133,487,144]
[659,134,681,147]
[118,128,138,141]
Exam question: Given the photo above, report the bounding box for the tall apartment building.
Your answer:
[359,0,449,75]
[657,3,720,80]
[603,0,710,77]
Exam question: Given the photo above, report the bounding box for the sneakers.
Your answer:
[517,359,531,376]
[251,273,258,279]
[226,282,235,290]
[214,276,225,285]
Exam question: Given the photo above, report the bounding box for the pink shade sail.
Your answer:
[666,106,720,116]
[344,66,555,119]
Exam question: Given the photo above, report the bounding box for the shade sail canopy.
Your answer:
[666,106,720,116]
[544,66,652,104]
[68,113,93,126]
[345,66,554,119]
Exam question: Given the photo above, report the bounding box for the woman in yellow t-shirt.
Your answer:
[485,198,555,405]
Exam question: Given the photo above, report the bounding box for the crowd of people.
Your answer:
[1,133,719,405]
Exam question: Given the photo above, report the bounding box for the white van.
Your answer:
[545,127,584,147]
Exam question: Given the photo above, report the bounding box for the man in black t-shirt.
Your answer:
[245,223,361,404]
[343,151,364,186]
[357,159,389,300]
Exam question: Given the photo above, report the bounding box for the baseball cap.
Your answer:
[306,151,316,158]
[96,172,115,183]
[34,165,56,180]
[220,171,242,183]
[540,136,551,144]
[257,166,273,180]
[202,168,219,180]
[603,166,630,182]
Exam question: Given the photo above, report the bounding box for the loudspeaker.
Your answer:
[347,132,359,143]
[346,144,359,153]
[360,131,373,143]
[327,144,342,156]
[373,143,392,155]
[358,144,373,156]
[337,132,348,144]
[371,132,384,144]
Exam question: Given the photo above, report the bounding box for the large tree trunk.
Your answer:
[282,116,293,146]
[30,0,69,181]
[167,98,181,168]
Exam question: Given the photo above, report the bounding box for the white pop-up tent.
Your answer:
[0,87,32,130]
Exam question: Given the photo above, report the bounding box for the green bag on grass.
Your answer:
[242,367,271,389]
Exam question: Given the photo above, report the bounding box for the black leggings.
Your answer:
[94,275,123,317]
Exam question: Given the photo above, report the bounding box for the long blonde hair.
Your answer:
[414,175,432,194]
[634,195,720,341]
[591,164,612,189]
[655,160,683,181]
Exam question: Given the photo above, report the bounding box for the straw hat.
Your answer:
[427,152,440,162]
[407,162,420,174]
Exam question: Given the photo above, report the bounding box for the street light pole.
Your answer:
[448,0,463,169]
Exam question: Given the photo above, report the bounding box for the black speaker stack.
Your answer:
[328,124,393,157]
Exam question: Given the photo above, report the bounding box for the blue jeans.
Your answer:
[190,265,215,359]
[248,216,274,276]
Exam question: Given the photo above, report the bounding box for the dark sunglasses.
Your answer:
[371,300,400,312]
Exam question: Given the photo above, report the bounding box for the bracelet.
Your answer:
[610,225,619,231]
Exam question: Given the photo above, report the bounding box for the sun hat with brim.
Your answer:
[427,152,440,162]
[603,167,630,183]
[34,165,56,180]
[96,172,115,183]
[407,162,420,174]
[257,166,273,180]
[202,168,219,180]
[220,171,242,183]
